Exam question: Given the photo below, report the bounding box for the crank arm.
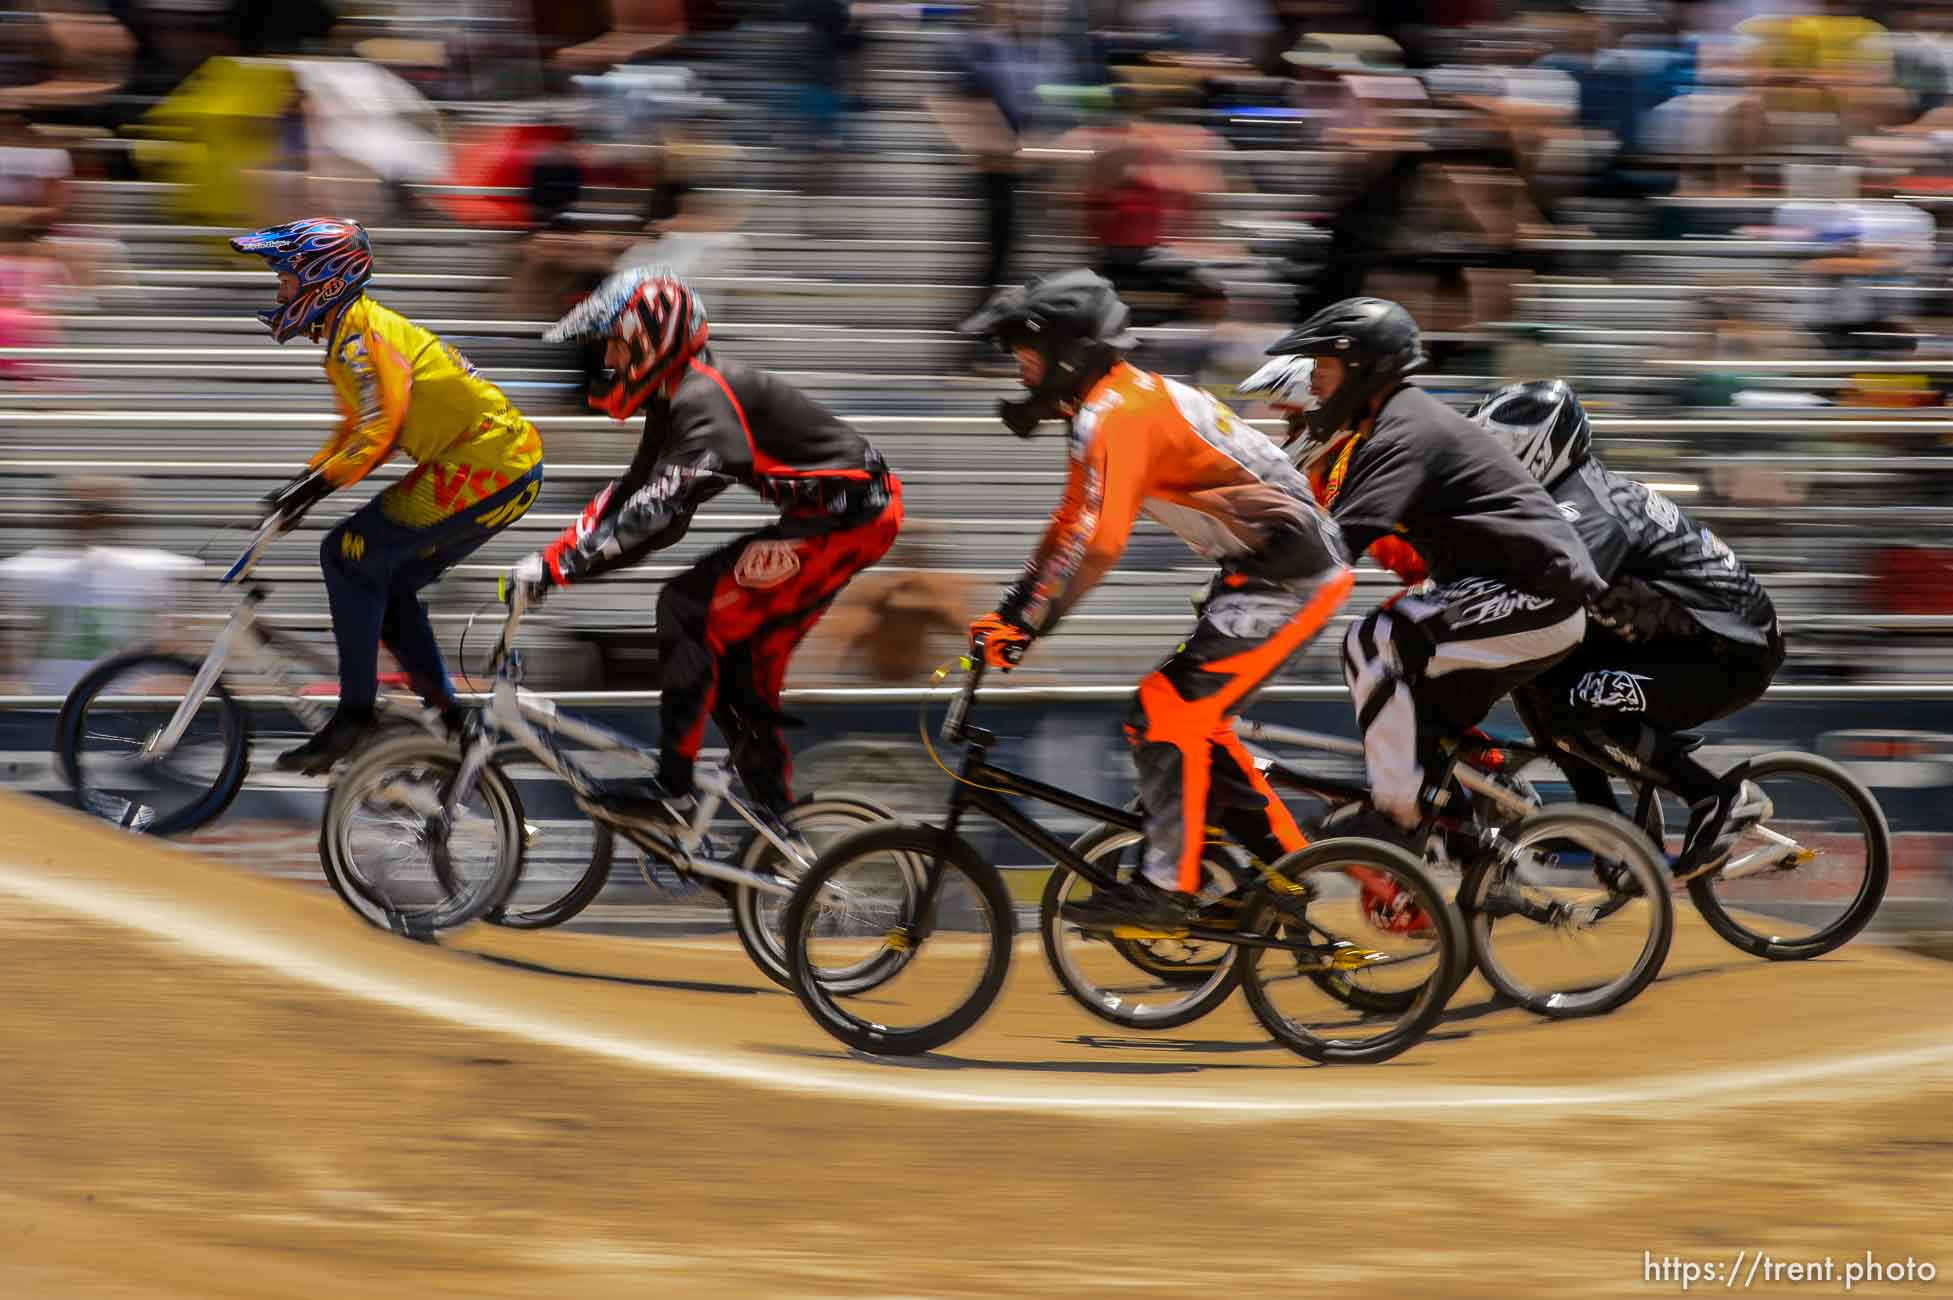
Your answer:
[1477,883,1561,926]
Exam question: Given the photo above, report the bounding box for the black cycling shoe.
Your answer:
[1675,780,1771,880]
[438,703,472,741]
[275,710,378,775]
[1060,878,1200,931]
[583,777,697,833]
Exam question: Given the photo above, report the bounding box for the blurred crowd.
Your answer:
[5,0,1953,692]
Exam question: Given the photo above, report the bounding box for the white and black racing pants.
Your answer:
[1342,577,1586,828]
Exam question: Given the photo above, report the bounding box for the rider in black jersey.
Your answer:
[1263,298,1604,839]
[1471,379,1785,877]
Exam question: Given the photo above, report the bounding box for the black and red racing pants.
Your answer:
[655,477,903,814]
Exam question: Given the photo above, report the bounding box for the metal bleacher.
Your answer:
[3,12,1951,689]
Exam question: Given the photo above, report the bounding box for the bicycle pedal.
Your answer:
[1328,945,1388,971]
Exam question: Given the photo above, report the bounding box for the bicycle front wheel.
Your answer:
[730,794,902,990]
[1464,804,1673,1018]
[1681,752,1891,960]
[1236,837,1462,1065]
[786,822,1015,1056]
[319,735,526,938]
[55,650,249,836]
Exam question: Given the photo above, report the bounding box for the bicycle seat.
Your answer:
[1671,731,1706,754]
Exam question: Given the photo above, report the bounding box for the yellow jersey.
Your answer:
[312,295,544,527]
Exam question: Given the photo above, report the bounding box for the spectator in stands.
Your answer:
[1057,84,1232,331]
[0,1,133,116]
[1758,177,1937,357]
[1300,64,1553,339]
[0,476,200,695]
[931,0,1082,340]
[548,0,700,76]
[614,185,749,282]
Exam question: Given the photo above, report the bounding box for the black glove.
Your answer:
[260,471,333,530]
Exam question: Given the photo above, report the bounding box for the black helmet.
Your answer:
[1265,297,1427,440]
[1468,379,1593,488]
[963,268,1139,436]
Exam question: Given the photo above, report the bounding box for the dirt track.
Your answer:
[3,792,1953,1298]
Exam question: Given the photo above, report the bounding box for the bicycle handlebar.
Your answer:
[218,511,291,586]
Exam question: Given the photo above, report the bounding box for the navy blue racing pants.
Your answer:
[320,465,542,716]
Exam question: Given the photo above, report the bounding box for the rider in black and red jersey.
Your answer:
[506,268,903,828]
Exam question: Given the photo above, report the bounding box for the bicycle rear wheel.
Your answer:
[1678,752,1891,960]
[319,735,525,938]
[55,650,249,836]
[1464,805,1672,1018]
[1236,837,1461,1065]
[1040,826,1240,1031]
[786,822,1014,1056]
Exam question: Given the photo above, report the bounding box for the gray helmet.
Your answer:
[1469,379,1593,488]
[963,268,1139,436]
[1265,297,1427,440]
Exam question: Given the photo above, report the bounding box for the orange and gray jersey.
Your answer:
[998,362,1349,635]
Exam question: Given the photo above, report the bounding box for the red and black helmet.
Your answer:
[545,266,709,420]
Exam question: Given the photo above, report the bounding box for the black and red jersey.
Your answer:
[543,350,894,585]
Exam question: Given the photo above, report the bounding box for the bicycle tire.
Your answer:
[786,821,1015,1056]
[55,649,250,837]
[1039,825,1241,1031]
[1236,837,1463,1065]
[729,794,899,990]
[488,818,614,931]
[318,733,526,938]
[1683,751,1891,960]
[1462,804,1673,1018]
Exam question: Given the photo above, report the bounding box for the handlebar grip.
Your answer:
[942,639,987,743]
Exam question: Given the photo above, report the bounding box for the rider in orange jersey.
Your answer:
[963,270,1358,931]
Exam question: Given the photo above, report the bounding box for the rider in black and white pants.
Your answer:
[1262,298,1604,833]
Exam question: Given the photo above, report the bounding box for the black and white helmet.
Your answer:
[1237,354,1314,406]
[1469,379,1593,488]
[1236,354,1316,447]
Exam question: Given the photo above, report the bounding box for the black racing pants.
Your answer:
[1512,625,1785,807]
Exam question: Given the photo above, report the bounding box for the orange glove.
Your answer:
[967,611,1032,670]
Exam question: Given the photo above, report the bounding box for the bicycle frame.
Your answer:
[444,590,811,897]
[920,654,1383,956]
[1462,733,1808,884]
[1232,719,1538,826]
[143,512,421,756]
